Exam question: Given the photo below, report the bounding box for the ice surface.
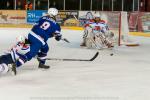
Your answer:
[0,28,150,100]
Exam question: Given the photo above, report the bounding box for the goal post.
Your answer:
[100,11,139,46]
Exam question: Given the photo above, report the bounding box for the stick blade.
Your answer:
[90,52,99,61]
[63,38,70,43]
[46,52,99,61]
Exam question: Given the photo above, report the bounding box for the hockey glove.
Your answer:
[54,33,62,41]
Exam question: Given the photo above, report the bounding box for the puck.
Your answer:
[110,53,114,56]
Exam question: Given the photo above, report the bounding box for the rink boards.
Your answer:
[0,24,150,37]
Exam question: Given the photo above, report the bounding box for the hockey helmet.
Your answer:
[47,8,58,17]
[17,35,26,43]
[94,13,101,18]
[94,13,101,23]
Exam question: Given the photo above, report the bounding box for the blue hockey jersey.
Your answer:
[31,16,61,42]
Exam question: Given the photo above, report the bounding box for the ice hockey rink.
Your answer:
[0,28,150,100]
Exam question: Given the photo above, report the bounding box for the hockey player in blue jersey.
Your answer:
[0,8,62,75]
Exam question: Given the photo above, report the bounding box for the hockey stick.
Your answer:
[11,49,17,75]
[61,38,70,43]
[46,52,99,61]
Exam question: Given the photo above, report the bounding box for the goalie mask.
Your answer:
[94,13,101,23]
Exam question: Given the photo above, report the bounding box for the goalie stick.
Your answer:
[46,52,99,61]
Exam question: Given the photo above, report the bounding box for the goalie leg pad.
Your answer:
[98,33,113,48]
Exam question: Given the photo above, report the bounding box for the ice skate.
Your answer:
[38,63,50,69]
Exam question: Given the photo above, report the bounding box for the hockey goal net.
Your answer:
[100,11,136,46]
[79,11,139,46]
